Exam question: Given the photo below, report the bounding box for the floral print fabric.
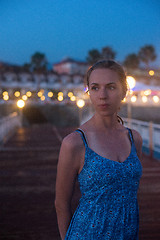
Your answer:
[65,128,142,240]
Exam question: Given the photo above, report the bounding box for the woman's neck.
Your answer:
[91,112,121,131]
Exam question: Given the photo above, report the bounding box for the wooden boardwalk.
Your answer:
[0,124,160,240]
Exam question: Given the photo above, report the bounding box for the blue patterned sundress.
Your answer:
[65,127,143,240]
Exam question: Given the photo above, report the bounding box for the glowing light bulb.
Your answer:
[17,99,25,108]
[14,91,20,97]
[48,92,53,97]
[58,95,63,101]
[68,92,73,97]
[58,92,63,96]
[41,96,45,101]
[26,91,32,97]
[3,91,8,96]
[149,70,155,76]
[126,76,136,90]
[131,95,137,103]
[70,96,76,101]
[76,99,85,108]
[38,91,43,97]
[22,95,28,101]
[142,96,148,103]
[153,96,159,103]
[3,95,9,101]
[144,89,151,96]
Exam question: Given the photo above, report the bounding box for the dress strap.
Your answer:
[75,128,89,147]
[126,127,134,144]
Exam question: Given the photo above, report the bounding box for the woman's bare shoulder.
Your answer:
[63,117,93,147]
[58,130,85,172]
[61,130,84,151]
[131,129,142,146]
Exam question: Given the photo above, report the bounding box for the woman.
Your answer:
[55,60,143,240]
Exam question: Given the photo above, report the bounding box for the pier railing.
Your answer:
[0,111,160,160]
[0,112,21,144]
[123,118,160,160]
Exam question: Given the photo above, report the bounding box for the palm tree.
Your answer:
[138,45,156,68]
[86,49,101,65]
[101,46,116,60]
[123,54,140,69]
[31,52,48,73]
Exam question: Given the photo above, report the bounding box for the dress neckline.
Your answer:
[77,127,134,164]
[86,144,133,164]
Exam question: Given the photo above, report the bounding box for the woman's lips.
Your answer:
[98,104,110,109]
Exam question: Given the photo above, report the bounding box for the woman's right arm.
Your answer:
[55,133,81,240]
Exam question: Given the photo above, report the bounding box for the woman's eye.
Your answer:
[91,86,115,91]
[109,86,115,90]
[91,86,98,90]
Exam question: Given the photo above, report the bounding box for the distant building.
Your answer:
[1,59,160,93]
[53,57,89,75]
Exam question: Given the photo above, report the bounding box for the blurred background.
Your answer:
[0,0,160,239]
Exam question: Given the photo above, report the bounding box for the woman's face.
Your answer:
[88,68,124,117]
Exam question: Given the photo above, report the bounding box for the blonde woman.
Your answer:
[55,60,143,240]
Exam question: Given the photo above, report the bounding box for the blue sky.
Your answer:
[0,0,160,67]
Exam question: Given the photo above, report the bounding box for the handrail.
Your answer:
[0,112,21,144]
[123,118,160,159]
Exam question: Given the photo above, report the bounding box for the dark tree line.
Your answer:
[86,47,116,65]
[23,44,157,74]
[23,52,48,73]
[86,44,157,69]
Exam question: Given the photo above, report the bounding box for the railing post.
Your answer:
[127,100,132,129]
[149,121,153,159]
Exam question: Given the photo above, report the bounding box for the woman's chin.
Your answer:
[95,109,117,118]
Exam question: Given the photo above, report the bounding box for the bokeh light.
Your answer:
[41,96,45,101]
[26,91,32,97]
[58,92,63,96]
[153,95,159,103]
[48,92,53,97]
[3,91,8,96]
[70,96,76,101]
[14,91,20,97]
[22,95,28,101]
[17,99,25,108]
[58,95,63,101]
[126,76,136,90]
[68,92,73,97]
[144,89,151,96]
[142,96,148,103]
[131,95,137,103]
[76,99,85,108]
[3,95,9,101]
[38,91,43,97]
[149,70,155,76]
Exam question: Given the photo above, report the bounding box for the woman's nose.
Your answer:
[99,89,108,99]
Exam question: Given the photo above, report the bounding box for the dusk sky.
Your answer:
[0,0,160,67]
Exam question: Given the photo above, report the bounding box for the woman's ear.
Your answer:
[121,92,126,100]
